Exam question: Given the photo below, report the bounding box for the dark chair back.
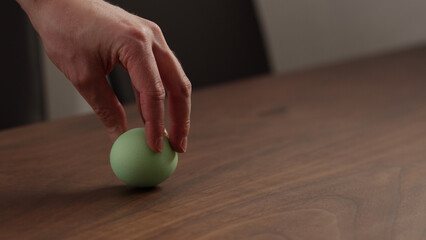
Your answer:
[0,2,45,130]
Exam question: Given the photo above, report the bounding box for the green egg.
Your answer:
[110,128,178,187]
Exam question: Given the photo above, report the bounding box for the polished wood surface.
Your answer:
[2,46,426,239]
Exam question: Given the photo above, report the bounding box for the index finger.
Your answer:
[122,44,166,152]
[153,46,191,153]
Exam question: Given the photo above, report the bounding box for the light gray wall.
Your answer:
[254,0,426,72]
[42,0,426,119]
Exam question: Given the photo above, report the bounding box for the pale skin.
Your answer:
[16,0,191,153]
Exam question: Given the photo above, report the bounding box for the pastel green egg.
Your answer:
[110,128,178,187]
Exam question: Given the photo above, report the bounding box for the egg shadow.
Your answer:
[48,184,164,206]
[0,184,175,237]
[119,185,161,195]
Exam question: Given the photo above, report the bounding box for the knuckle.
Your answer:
[182,119,191,131]
[145,120,166,136]
[125,25,150,44]
[149,22,163,37]
[124,21,164,45]
[117,42,147,68]
[173,119,191,135]
[93,106,118,126]
[179,77,192,98]
[147,21,168,48]
[144,85,166,101]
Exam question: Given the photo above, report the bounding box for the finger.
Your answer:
[121,45,166,152]
[153,46,191,153]
[132,85,168,137]
[132,85,144,123]
[75,74,127,142]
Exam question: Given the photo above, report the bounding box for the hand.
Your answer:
[17,0,191,152]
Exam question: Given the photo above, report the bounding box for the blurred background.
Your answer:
[2,0,426,130]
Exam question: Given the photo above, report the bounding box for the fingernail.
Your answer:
[156,136,164,152]
[163,129,168,137]
[180,137,188,152]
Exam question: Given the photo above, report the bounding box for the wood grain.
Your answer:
[2,46,426,239]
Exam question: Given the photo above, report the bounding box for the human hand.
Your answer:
[17,0,191,152]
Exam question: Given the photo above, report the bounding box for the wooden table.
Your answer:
[2,46,426,239]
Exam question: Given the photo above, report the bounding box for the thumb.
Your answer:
[73,73,128,141]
